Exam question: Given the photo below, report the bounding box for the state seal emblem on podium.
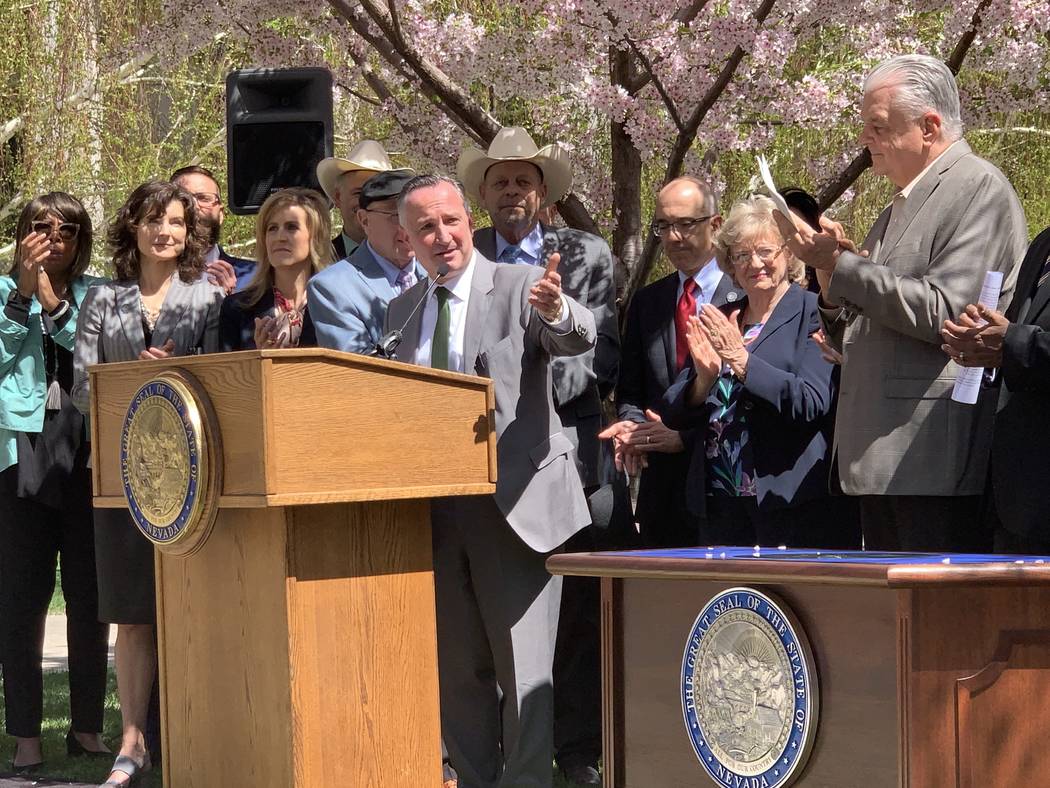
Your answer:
[120,369,222,557]
[681,587,819,787]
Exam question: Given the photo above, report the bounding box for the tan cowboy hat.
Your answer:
[316,139,413,202]
[457,127,572,207]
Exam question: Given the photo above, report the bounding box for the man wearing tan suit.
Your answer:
[776,54,1027,551]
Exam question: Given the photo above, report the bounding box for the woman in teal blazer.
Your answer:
[0,193,111,772]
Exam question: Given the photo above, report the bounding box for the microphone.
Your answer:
[371,262,450,359]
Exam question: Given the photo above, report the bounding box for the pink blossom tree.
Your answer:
[103,0,1050,305]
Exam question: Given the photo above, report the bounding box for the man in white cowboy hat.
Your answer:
[459,126,619,787]
[316,139,410,260]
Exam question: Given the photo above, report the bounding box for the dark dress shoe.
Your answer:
[562,763,601,785]
[10,760,43,775]
[66,729,111,758]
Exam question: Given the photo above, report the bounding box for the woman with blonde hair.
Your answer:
[219,188,331,351]
[661,194,849,549]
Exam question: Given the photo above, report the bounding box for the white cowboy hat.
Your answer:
[316,139,413,202]
[457,127,572,207]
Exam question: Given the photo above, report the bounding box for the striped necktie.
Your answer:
[1038,253,1050,289]
[499,244,523,263]
[395,267,416,294]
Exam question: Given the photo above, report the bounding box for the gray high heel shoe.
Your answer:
[100,753,151,787]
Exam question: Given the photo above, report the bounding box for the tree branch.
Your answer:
[387,0,405,47]
[946,0,993,73]
[346,45,397,104]
[622,33,685,133]
[327,0,603,236]
[327,0,441,104]
[331,0,501,142]
[335,80,384,107]
[625,0,712,95]
[622,0,777,310]
[815,149,871,210]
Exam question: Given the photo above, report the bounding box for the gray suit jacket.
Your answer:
[308,243,424,354]
[474,224,618,487]
[822,140,1027,495]
[385,253,597,553]
[72,275,225,412]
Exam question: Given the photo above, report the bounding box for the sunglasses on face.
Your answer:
[31,221,80,241]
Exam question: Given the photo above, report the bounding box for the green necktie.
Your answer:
[431,286,451,370]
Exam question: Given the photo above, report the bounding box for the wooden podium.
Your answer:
[548,547,1050,788]
[89,349,496,788]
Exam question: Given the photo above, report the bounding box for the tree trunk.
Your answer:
[609,46,643,301]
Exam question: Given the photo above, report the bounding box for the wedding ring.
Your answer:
[959,352,965,362]
[646,435,652,444]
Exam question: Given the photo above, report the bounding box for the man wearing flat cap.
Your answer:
[308,169,424,353]
[317,139,410,261]
[459,127,620,786]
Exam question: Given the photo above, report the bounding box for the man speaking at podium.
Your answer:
[387,174,596,788]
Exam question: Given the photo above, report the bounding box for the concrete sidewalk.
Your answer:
[42,614,117,673]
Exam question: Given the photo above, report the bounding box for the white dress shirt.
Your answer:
[415,252,478,373]
[415,251,572,373]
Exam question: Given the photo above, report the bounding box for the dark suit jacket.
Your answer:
[218,247,257,293]
[617,269,742,544]
[992,227,1050,538]
[331,234,361,263]
[661,284,835,515]
[474,224,619,488]
[218,288,317,352]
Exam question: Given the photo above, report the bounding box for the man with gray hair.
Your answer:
[776,54,1027,551]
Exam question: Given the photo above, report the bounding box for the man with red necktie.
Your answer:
[601,175,743,548]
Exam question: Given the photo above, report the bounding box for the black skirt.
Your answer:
[93,506,156,625]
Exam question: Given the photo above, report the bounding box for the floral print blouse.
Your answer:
[705,322,765,497]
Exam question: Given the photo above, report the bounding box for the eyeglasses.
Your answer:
[650,216,713,238]
[192,192,222,207]
[365,208,400,220]
[729,244,787,266]
[31,221,80,240]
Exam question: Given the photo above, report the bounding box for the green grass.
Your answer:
[47,568,65,615]
[0,668,161,787]
[7,664,586,786]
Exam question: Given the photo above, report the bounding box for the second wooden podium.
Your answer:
[89,349,496,788]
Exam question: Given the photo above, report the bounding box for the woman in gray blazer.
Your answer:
[72,180,223,788]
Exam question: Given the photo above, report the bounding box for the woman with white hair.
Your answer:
[661,194,851,548]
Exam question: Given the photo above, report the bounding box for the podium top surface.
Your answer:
[89,347,497,507]
[547,546,1050,587]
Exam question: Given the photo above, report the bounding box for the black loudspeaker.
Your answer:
[225,67,334,215]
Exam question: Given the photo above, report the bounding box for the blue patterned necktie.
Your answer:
[498,244,523,263]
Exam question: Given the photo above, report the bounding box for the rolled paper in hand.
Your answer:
[950,270,1004,405]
